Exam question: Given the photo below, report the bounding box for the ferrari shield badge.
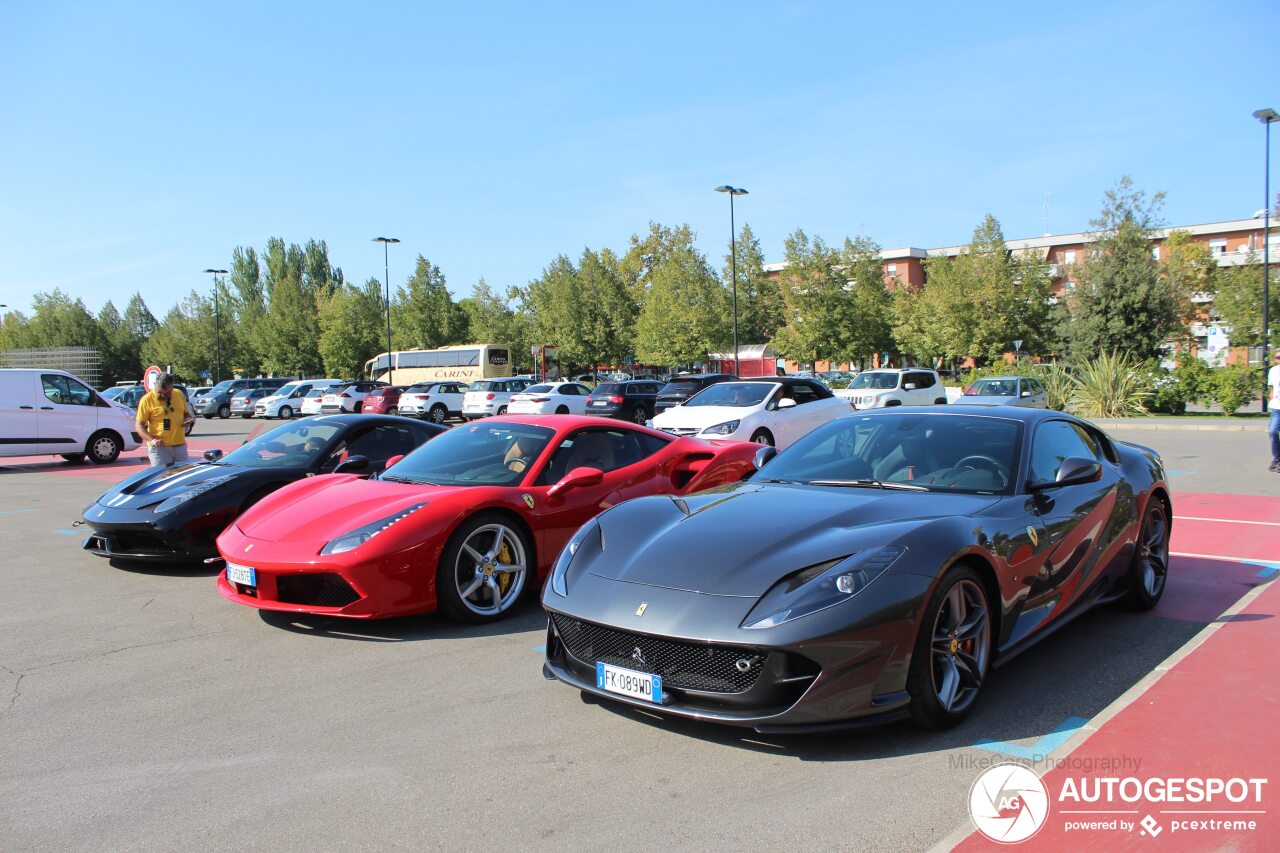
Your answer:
[635,602,648,617]
[1026,526,1039,547]
[522,494,534,509]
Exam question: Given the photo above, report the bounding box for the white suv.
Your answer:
[256,379,344,419]
[397,382,469,423]
[461,378,534,420]
[836,369,947,409]
[320,381,388,414]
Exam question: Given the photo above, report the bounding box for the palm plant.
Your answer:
[1068,352,1150,418]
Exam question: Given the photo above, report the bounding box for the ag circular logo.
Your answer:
[968,763,1050,844]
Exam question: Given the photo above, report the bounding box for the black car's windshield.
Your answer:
[684,382,773,408]
[849,372,899,390]
[383,422,556,487]
[755,413,1021,494]
[217,422,343,468]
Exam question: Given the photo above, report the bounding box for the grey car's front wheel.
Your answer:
[906,566,992,729]
[1124,498,1169,611]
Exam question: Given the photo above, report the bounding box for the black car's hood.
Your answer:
[588,484,1000,598]
[95,462,260,510]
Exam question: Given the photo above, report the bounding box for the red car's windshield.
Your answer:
[382,422,556,487]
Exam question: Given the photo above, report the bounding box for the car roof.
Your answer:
[854,405,1075,426]
[973,376,1026,382]
[481,413,672,437]
[735,376,812,386]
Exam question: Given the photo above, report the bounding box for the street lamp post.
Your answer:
[715,185,748,376]
[202,269,227,384]
[1254,109,1278,412]
[372,237,400,383]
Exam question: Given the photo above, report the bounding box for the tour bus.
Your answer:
[363,344,513,385]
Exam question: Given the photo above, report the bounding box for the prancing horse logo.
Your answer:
[635,602,648,616]
[631,647,646,665]
[522,494,534,509]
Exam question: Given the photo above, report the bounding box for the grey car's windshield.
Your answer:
[217,422,343,469]
[966,379,1018,397]
[383,423,555,486]
[849,373,899,390]
[684,382,773,408]
[755,413,1021,494]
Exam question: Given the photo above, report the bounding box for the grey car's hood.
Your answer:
[588,484,1000,597]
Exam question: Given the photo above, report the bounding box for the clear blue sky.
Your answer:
[2,1,1277,320]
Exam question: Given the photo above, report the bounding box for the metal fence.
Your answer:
[0,347,103,388]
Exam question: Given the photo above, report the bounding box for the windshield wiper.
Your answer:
[381,474,436,485]
[758,477,803,484]
[807,479,929,492]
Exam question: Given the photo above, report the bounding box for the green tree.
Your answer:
[318,279,385,378]
[392,255,466,350]
[1212,252,1279,349]
[141,291,221,380]
[1159,230,1217,344]
[633,242,729,366]
[723,223,782,346]
[1067,177,1179,360]
[257,269,323,376]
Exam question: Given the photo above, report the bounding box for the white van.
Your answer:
[255,378,345,419]
[0,369,142,463]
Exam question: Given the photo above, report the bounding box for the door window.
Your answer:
[1030,420,1098,483]
[41,374,93,406]
[789,383,821,406]
[536,428,668,485]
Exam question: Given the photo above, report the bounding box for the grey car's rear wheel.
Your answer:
[907,566,991,729]
[217,404,230,419]
[1125,498,1169,611]
[436,514,530,623]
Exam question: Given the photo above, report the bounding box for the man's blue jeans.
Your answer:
[1271,408,1280,463]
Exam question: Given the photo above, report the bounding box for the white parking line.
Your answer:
[1171,551,1279,564]
[1173,515,1280,527]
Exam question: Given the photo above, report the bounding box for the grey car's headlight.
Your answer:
[701,419,740,436]
[741,546,905,629]
[320,502,429,555]
[154,475,236,513]
[549,520,601,597]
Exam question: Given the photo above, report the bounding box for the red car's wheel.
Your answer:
[436,513,531,623]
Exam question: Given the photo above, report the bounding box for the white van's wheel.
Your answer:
[87,431,122,465]
[279,406,293,419]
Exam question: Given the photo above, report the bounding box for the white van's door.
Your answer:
[36,372,98,455]
[0,371,40,457]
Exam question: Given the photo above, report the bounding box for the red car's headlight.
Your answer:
[320,502,429,556]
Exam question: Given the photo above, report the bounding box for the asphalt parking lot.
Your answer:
[1,415,1276,851]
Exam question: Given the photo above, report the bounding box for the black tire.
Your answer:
[496,406,507,416]
[934,398,947,405]
[86,431,122,465]
[749,429,774,446]
[202,414,214,420]
[61,453,85,464]
[388,407,399,417]
[279,405,293,419]
[906,564,993,729]
[217,404,230,419]
[555,405,569,415]
[1124,497,1170,611]
[435,513,533,624]
[630,405,647,424]
[429,404,448,424]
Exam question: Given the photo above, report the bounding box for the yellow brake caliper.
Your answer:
[496,540,514,594]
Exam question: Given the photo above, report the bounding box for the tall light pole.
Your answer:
[1255,109,1278,412]
[202,269,227,384]
[372,237,400,383]
[715,185,748,375]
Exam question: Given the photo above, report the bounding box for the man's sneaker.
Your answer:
[1272,459,1280,472]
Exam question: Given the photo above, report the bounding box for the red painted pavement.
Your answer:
[0,435,240,483]
[955,492,1279,851]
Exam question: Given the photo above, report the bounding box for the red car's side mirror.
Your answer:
[548,466,604,498]
[383,454,404,469]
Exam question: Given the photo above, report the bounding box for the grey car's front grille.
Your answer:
[550,614,765,693]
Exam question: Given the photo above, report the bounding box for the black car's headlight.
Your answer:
[741,546,905,630]
[153,475,236,514]
[319,502,429,555]
[701,419,740,436]
[549,520,602,597]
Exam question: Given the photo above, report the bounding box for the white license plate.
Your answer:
[596,662,662,703]
[226,562,256,587]
[591,400,608,406]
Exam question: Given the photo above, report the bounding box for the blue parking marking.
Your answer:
[0,509,40,517]
[1166,469,1191,477]
[972,716,1089,760]
[532,645,546,653]
[52,528,81,535]
[1245,561,1279,579]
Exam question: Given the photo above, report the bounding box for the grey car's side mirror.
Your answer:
[752,445,777,470]
[203,448,223,462]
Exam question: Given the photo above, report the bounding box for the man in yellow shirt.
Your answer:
[136,373,194,467]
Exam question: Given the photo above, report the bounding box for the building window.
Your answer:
[1208,238,1227,256]
[885,263,898,279]
[1151,246,1161,260]
[1062,249,1076,265]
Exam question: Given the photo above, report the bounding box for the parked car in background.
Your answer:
[583,380,662,424]
[397,382,469,423]
[954,376,1049,408]
[300,388,326,416]
[650,377,851,448]
[256,379,345,420]
[188,386,213,404]
[508,382,593,415]
[361,385,411,415]
[835,369,947,409]
[0,369,142,464]
[197,378,292,419]
[654,374,737,415]
[230,387,272,418]
[461,378,535,419]
[320,381,387,414]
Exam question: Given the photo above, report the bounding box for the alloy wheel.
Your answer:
[930,579,990,715]
[1140,504,1169,598]
[454,523,527,616]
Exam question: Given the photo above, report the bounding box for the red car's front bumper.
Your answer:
[215,526,445,619]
